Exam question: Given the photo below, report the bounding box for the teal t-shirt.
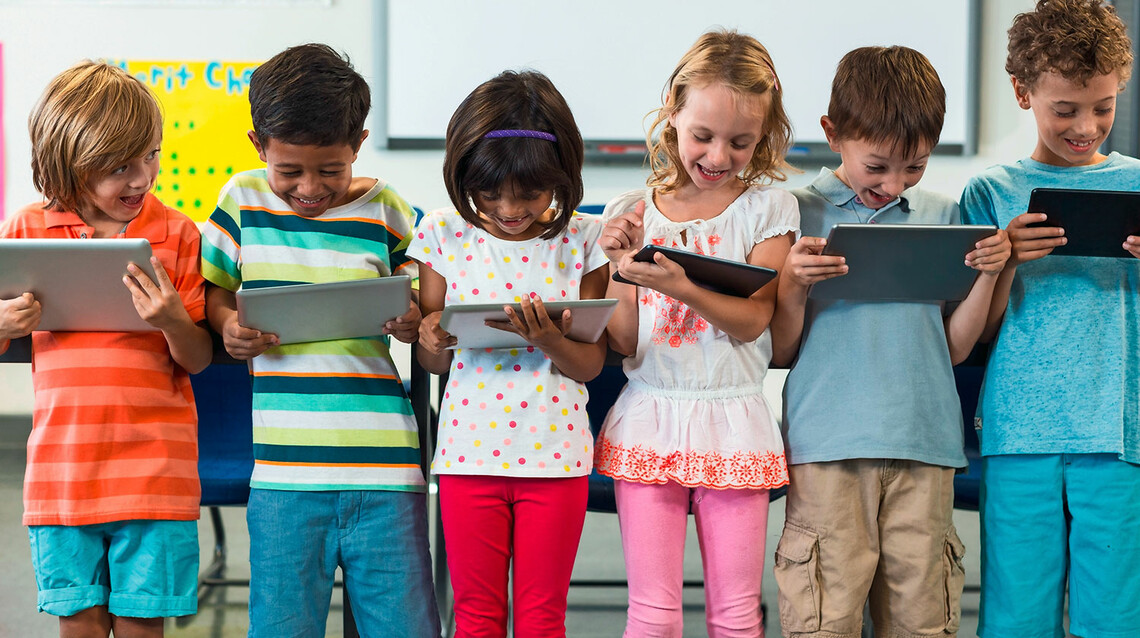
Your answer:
[960,152,1140,462]
[783,168,967,468]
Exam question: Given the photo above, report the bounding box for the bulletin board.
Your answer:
[115,59,262,223]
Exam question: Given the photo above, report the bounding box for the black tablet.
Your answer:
[810,223,998,301]
[610,245,777,298]
[1026,187,1140,258]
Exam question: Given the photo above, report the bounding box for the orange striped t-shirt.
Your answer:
[1,195,206,526]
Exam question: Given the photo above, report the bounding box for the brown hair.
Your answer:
[249,43,370,149]
[827,46,946,158]
[29,61,163,212]
[1007,0,1133,92]
[647,29,791,193]
[443,70,584,239]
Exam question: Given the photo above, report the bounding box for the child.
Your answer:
[411,69,608,638]
[960,1,1140,635]
[769,46,1010,638]
[0,61,212,637]
[198,44,439,637]
[595,30,798,636]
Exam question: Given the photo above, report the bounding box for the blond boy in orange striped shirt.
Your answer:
[0,61,212,638]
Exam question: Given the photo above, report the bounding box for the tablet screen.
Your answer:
[1027,187,1140,258]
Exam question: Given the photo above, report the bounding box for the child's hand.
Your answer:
[600,200,646,263]
[612,247,688,296]
[782,236,848,288]
[965,229,1011,275]
[487,295,567,349]
[385,300,421,344]
[124,257,194,332]
[219,314,278,360]
[1007,213,1065,265]
[1124,235,1140,259]
[418,310,456,355]
[0,292,42,340]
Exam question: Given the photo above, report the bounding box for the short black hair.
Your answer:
[249,43,370,148]
[443,70,584,239]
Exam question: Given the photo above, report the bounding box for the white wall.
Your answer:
[0,0,1039,414]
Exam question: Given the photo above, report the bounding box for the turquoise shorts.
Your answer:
[27,519,198,618]
[979,453,1140,638]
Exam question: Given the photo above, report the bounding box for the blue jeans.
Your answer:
[246,488,440,638]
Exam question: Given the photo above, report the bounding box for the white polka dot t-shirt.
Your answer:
[410,210,608,478]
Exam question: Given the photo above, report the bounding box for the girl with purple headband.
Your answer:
[410,70,609,638]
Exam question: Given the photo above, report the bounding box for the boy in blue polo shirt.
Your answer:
[961,1,1140,636]
[770,46,1009,637]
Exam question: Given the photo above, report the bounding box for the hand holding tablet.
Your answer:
[611,245,777,298]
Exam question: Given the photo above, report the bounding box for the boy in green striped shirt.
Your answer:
[200,43,439,637]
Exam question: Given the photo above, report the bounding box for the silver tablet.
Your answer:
[809,223,999,301]
[236,276,412,345]
[439,298,618,350]
[0,238,159,331]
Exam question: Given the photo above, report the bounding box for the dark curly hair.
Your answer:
[1007,0,1133,91]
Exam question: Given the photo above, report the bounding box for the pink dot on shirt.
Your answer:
[509,421,518,428]
[456,363,464,370]
[563,237,570,243]
[567,424,574,430]
[479,403,486,409]
[451,419,458,426]
[538,461,547,469]
[461,399,469,406]
[529,426,538,433]
[493,450,501,457]
[522,256,529,262]
[519,458,526,465]
[541,262,549,268]
[458,456,465,462]
[554,452,562,459]
[507,382,515,389]
[506,283,514,289]
[451,380,459,388]
[448,437,454,444]
[575,263,582,270]
[476,459,484,466]
[469,424,477,431]
[451,282,458,289]
[496,393,504,400]
[472,289,480,295]
[576,461,582,467]
[552,396,559,403]
[459,270,467,277]
[538,406,547,413]
[504,438,511,445]
[476,367,484,373]
[520,401,528,408]
[563,441,571,448]
[574,403,579,410]
[455,232,463,238]
[418,232,425,238]
[466,255,473,261]
[513,365,521,372]
[441,448,446,455]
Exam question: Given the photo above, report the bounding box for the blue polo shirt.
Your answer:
[960,153,1140,462]
[782,168,967,468]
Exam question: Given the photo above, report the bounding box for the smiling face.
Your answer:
[824,118,932,210]
[470,180,555,241]
[1015,70,1119,168]
[669,82,769,194]
[79,137,162,229]
[249,132,365,217]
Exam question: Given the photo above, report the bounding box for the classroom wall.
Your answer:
[0,0,1039,414]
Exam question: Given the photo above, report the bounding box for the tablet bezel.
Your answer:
[810,223,997,301]
[0,237,159,332]
[1026,187,1140,258]
[235,275,412,345]
[611,245,777,297]
[439,298,618,350]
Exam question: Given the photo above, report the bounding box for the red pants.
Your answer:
[439,475,588,638]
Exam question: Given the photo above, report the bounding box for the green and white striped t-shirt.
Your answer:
[201,169,424,492]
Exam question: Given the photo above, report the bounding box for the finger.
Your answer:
[126,263,160,296]
[147,256,176,291]
[1010,212,1049,228]
[558,308,573,336]
[630,200,646,224]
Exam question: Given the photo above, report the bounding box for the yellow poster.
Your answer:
[113,59,262,223]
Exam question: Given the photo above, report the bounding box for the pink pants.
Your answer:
[439,474,588,638]
[615,480,771,638]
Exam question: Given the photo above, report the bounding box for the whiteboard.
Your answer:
[379,0,979,158]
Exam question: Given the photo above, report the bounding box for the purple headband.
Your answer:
[484,129,557,142]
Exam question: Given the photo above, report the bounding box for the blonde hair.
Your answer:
[1007,0,1133,92]
[647,30,792,193]
[29,61,163,212]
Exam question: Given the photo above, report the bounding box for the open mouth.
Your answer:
[120,193,146,207]
[697,164,727,180]
[292,195,328,209]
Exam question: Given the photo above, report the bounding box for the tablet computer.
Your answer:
[611,245,777,297]
[0,237,159,331]
[236,276,411,345]
[1026,187,1140,257]
[439,298,618,350]
[810,223,998,301]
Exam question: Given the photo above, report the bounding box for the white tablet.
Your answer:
[439,298,618,350]
[0,238,159,331]
[236,276,412,345]
[809,223,999,301]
